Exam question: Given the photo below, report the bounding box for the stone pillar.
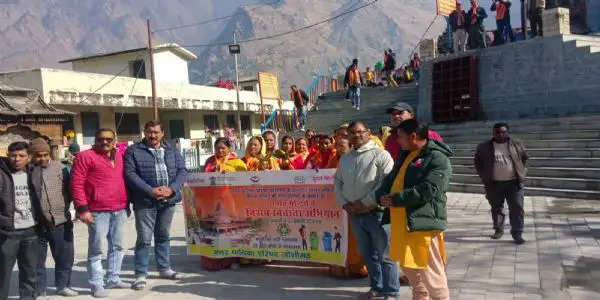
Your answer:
[419,39,437,61]
[542,7,571,37]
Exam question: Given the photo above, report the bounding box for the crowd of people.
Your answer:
[0,101,529,299]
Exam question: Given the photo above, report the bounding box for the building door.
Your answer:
[81,112,99,145]
[169,119,185,139]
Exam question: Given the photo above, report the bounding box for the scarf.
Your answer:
[291,90,304,108]
[495,2,508,20]
[243,136,280,171]
[471,6,479,24]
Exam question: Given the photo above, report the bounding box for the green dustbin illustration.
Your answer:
[310,231,319,250]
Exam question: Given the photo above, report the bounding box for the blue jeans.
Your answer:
[296,106,307,130]
[134,205,176,277]
[349,87,361,108]
[496,19,510,45]
[87,210,126,288]
[350,211,399,296]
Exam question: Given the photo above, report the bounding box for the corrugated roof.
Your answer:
[59,43,197,63]
[0,82,75,116]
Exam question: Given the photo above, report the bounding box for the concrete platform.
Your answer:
[8,193,600,299]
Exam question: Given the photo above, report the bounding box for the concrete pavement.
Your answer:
[8,193,600,299]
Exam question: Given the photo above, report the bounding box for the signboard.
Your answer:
[437,0,456,16]
[183,169,348,266]
[257,72,281,100]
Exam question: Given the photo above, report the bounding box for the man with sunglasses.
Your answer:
[71,129,129,298]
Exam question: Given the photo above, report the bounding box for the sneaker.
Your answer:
[106,280,131,289]
[356,107,360,111]
[132,277,147,291]
[513,235,526,245]
[159,269,180,280]
[91,286,108,298]
[361,289,383,300]
[490,230,504,240]
[57,288,79,297]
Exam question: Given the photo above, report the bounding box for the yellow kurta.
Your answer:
[389,150,446,269]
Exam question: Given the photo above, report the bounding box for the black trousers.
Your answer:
[0,229,40,300]
[36,221,74,295]
[486,180,525,236]
[529,8,544,37]
[468,27,487,49]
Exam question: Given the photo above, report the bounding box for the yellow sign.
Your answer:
[258,72,280,100]
[437,0,456,16]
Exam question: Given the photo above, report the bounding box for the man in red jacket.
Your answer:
[384,102,443,160]
[71,128,129,298]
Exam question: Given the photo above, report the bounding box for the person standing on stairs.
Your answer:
[528,0,545,37]
[491,0,514,45]
[474,122,529,245]
[344,58,363,110]
[290,85,309,130]
[449,2,469,53]
[467,0,488,49]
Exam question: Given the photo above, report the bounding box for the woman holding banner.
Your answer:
[307,134,336,169]
[201,138,248,271]
[273,135,296,170]
[290,138,310,169]
[243,136,280,171]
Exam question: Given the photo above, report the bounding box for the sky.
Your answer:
[456,0,523,28]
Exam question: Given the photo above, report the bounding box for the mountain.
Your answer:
[0,0,248,71]
[190,0,445,94]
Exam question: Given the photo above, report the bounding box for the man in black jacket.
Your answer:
[466,0,488,49]
[0,141,46,300]
[474,123,528,244]
[450,2,468,52]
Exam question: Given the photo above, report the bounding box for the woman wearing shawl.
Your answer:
[201,138,247,271]
[262,130,278,157]
[243,135,280,171]
[273,135,296,170]
[290,138,310,170]
[328,136,368,278]
[307,134,335,169]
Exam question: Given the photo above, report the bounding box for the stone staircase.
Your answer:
[307,85,418,133]
[432,115,600,200]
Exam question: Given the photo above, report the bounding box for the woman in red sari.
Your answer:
[201,138,247,271]
[273,135,295,170]
[327,136,368,278]
[290,137,310,170]
[307,135,335,169]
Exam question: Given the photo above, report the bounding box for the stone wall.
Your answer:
[418,35,600,123]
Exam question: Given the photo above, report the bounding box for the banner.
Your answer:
[183,169,348,266]
[437,0,456,16]
[258,72,281,100]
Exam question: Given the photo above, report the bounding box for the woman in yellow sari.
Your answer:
[243,135,280,171]
[201,137,247,271]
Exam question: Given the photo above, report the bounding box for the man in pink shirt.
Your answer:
[71,128,129,298]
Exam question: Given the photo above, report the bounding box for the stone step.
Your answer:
[448,183,600,200]
[440,130,600,142]
[591,47,600,54]
[452,174,600,191]
[451,157,600,168]
[431,115,600,132]
[453,165,600,180]
[574,40,600,48]
[450,139,600,150]
[562,34,600,43]
[453,148,600,158]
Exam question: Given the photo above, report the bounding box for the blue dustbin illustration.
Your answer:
[322,231,332,252]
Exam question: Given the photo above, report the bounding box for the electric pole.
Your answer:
[232,31,243,148]
[147,19,159,120]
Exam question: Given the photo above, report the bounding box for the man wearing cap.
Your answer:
[385,102,443,160]
[344,58,363,110]
[30,138,78,297]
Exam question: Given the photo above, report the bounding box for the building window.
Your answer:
[226,114,236,128]
[242,86,254,91]
[241,115,251,131]
[115,113,140,135]
[130,60,146,78]
[203,114,219,131]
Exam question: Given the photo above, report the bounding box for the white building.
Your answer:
[0,44,285,146]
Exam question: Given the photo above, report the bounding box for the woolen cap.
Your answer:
[29,138,50,153]
[387,102,414,114]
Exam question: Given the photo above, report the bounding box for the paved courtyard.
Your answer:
[8,193,600,300]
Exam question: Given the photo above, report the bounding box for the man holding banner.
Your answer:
[334,121,399,299]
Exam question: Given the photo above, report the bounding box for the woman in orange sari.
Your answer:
[262,130,278,157]
[201,138,248,271]
[243,135,280,171]
[273,135,295,170]
[327,136,368,278]
[290,137,310,170]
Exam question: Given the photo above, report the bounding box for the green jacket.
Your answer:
[375,139,453,231]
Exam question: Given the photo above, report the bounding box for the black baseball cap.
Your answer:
[387,102,414,114]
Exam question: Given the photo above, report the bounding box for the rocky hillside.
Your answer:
[0,0,244,71]
[190,0,445,93]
